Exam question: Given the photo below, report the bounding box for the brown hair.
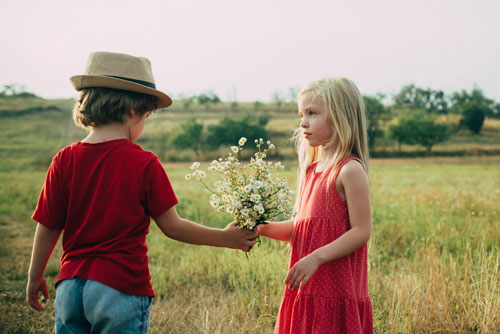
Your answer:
[73,87,158,128]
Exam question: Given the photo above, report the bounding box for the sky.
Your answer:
[1,0,499,103]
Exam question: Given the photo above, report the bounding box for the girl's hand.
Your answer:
[223,222,258,251]
[285,253,321,291]
[26,275,49,311]
[254,223,267,236]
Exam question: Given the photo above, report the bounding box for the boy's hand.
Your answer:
[223,222,258,250]
[26,276,49,311]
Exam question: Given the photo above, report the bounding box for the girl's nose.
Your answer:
[300,119,308,128]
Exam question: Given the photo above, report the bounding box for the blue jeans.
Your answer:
[54,278,152,334]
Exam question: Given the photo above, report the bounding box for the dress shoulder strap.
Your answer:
[332,156,363,181]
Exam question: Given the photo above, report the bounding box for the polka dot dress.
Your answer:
[275,157,373,334]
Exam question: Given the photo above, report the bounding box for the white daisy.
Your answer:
[250,193,262,202]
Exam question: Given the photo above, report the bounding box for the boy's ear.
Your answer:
[126,109,136,118]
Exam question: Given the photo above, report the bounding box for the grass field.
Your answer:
[0,101,499,333]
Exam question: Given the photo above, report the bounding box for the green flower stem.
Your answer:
[198,179,219,196]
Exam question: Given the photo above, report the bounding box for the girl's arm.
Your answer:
[155,207,258,250]
[258,219,295,242]
[286,160,372,290]
[26,223,62,311]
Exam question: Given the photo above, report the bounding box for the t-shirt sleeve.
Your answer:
[145,158,178,218]
[32,152,66,229]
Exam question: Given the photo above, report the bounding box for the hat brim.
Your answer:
[70,75,172,108]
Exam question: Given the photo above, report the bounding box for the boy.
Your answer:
[26,51,257,333]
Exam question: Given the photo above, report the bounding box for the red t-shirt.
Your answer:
[32,139,178,296]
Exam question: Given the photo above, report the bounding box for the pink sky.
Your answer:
[1,0,499,102]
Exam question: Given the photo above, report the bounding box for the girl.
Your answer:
[259,77,373,333]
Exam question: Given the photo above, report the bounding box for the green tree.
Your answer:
[460,105,486,134]
[271,90,284,107]
[363,95,391,151]
[413,118,451,154]
[253,100,263,111]
[0,84,38,98]
[494,102,500,119]
[387,115,418,151]
[288,86,300,103]
[450,87,492,112]
[197,91,221,111]
[388,111,451,153]
[207,114,268,150]
[451,86,498,119]
[394,84,448,114]
[170,118,204,156]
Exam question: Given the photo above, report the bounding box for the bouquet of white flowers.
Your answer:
[186,137,294,246]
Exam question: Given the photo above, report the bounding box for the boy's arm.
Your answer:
[26,223,62,311]
[154,207,258,250]
[258,220,295,242]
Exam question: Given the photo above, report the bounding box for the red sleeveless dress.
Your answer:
[275,157,373,334]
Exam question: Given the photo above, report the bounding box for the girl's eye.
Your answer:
[308,111,316,116]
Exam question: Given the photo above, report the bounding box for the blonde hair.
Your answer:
[292,77,369,214]
[73,87,158,129]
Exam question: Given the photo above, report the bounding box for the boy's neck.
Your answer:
[82,123,130,144]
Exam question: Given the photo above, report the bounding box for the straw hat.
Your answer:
[70,51,172,108]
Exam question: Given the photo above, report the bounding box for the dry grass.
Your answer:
[372,244,499,333]
[1,103,499,333]
[3,158,498,333]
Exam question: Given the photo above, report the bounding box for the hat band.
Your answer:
[104,75,156,89]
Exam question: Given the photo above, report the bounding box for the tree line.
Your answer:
[0,84,39,99]
[3,83,498,156]
[365,84,498,153]
[171,84,499,155]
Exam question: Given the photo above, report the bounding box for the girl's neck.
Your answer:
[316,152,337,172]
[316,143,338,167]
[82,123,129,143]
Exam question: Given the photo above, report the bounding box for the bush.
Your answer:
[257,113,271,127]
[460,105,486,134]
